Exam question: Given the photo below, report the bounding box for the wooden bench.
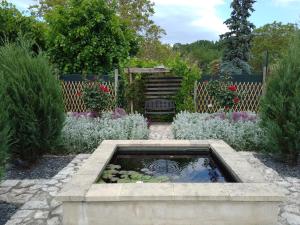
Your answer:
[145,99,175,115]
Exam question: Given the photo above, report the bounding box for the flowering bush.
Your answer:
[82,81,115,115]
[206,75,241,111]
[172,112,266,151]
[61,112,149,153]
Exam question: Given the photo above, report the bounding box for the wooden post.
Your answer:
[194,81,198,112]
[114,69,118,101]
[129,70,133,113]
[262,51,269,95]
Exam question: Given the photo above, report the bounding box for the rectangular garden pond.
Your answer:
[57,140,285,225]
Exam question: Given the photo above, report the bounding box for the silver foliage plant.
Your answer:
[172,112,266,151]
[62,113,149,153]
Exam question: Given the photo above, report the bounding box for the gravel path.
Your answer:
[5,156,75,180]
[149,123,173,139]
[0,154,89,225]
[0,125,299,225]
[0,202,19,225]
[240,152,300,225]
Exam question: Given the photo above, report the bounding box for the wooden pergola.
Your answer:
[124,67,170,113]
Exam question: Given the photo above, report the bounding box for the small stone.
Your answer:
[11,209,34,219]
[34,210,49,219]
[47,216,60,225]
[0,180,20,187]
[13,193,34,204]
[0,186,12,194]
[281,212,300,225]
[22,200,49,210]
[12,188,27,195]
[5,218,24,225]
[47,180,59,185]
[19,180,35,188]
[51,205,62,216]
[284,205,300,214]
[50,199,61,209]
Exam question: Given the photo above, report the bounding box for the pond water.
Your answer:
[100,150,237,183]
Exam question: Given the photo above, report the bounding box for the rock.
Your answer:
[0,180,20,187]
[11,209,34,219]
[50,199,61,209]
[281,212,300,225]
[22,200,49,210]
[19,180,35,188]
[47,216,60,225]
[34,210,49,219]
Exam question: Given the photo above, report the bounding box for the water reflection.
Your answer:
[112,154,226,183]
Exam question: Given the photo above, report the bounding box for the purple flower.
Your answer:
[111,108,127,119]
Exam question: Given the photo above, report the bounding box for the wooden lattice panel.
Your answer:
[196,82,263,113]
[61,81,115,112]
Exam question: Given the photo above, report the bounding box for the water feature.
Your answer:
[99,149,237,183]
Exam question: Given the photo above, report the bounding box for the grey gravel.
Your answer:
[5,156,75,180]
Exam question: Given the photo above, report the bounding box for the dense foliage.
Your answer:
[82,82,115,115]
[0,41,65,163]
[45,0,137,74]
[127,57,201,112]
[206,75,241,111]
[173,40,223,73]
[250,22,298,73]
[0,1,46,50]
[61,113,149,153]
[0,73,10,179]
[260,33,300,165]
[173,112,266,151]
[220,0,256,75]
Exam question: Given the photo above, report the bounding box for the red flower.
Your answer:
[225,105,230,110]
[76,91,82,97]
[99,84,110,93]
[228,85,237,92]
[233,97,240,104]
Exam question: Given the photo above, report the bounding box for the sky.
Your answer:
[9,0,300,44]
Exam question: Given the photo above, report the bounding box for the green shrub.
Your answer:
[0,73,10,178]
[0,40,65,164]
[82,82,115,115]
[260,33,300,165]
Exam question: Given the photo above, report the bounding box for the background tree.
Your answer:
[260,32,300,165]
[112,0,165,40]
[29,0,66,18]
[45,0,137,74]
[173,40,223,73]
[220,0,256,75]
[250,22,298,73]
[0,1,46,50]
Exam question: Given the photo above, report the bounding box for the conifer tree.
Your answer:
[260,33,300,166]
[220,0,256,75]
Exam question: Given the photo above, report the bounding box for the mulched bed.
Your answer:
[0,201,19,225]
[255,153,300,178]
[4,155,75,180]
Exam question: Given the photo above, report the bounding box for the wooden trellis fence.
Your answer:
[61,81,116,112]
[195,81,263,113]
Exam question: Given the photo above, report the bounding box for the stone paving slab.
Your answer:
[0,137,299,225]
[149,123,173,140]
[1,154,90,225]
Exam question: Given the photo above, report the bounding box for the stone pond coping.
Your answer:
[56,140,285,202]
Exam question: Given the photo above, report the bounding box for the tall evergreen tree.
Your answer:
[260,33,300,166]
[220,0,256,75]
